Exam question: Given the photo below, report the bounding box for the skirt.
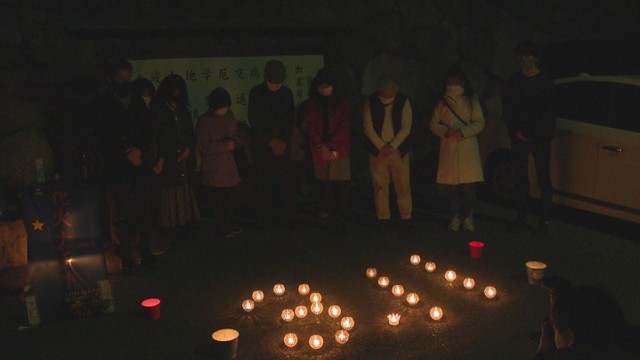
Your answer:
[159,177,200,228]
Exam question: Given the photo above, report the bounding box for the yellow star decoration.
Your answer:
[32,220,45,231]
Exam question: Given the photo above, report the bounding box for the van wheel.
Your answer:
[482,150,516,205]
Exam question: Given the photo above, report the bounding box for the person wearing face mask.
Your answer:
[430,67,485,232]
[196,88,249,238]
[502,40,556,237]
[152,74,200,244]
[304,68,351,235]
[247,60,297,230]
[363,76,413,230]
[94,60,149,272]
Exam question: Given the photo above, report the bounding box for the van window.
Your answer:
[555,81,613,127]
[611,84,640,133]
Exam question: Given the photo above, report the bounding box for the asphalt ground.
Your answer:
[1,189,639,359]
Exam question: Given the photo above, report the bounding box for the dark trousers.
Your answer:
[318,180,350,222]
[254,156,297,227]
[447,183,476,218]
[106,177,156,265]
[200,184,240,234]
[511,139,553,221]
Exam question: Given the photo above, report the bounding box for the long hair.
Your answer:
[154,74,189,111]
[132,77,156,99]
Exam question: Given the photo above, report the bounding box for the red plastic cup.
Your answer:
[141,298,161,320]
[468,241,484,258]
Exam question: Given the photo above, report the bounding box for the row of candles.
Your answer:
[367,255,498,326]
[240,283,355,349]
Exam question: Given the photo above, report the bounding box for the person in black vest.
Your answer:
[248,60,297,229]
[364,77,413,229]
[502,41,556,236]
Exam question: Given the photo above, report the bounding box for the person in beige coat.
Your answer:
[430,67,485,231]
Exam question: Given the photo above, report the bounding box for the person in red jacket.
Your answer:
[304,68,351,235]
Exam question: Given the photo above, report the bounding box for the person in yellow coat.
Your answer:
[430,66,485,232]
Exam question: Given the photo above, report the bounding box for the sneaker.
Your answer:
[448,216,461,232]
[462,217,475,232]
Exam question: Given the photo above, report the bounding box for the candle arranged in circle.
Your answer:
[445,270,457,283]
[366,267,377,278]
[328,305,341,318]
[309,292,322,303]
[298,284,310,295]
[309,335,324,350]
[335,329,350,344]
[242,299,255,312]
[281,309,294,322]
[430,306,443,320]
[463,278,475,290]
[410,254,421,265]
[310,302,324,315]
[340,316,355,330]
[378,276,390,288]
[425,262,437,273]
[387,313,401,326]
[484,286,497,299]
[251,290,264,303]
[391,284,405,297]
[406,292,420,305]
[295,305,308,318]
[273,284,286,296]
[284,333,298,348]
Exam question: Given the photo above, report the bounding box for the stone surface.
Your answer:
[0,220,27,270]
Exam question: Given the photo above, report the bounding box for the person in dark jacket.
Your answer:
[502,41,556,236]
[304,68,351,235]
[152,74,200,242]
[247,60,297,229]
[94,61,156,271]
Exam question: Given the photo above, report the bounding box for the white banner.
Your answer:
[130,55,324,126]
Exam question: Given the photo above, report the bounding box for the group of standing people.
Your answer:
[94,40,556,272]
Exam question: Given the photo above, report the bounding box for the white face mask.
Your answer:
[445,85,464,95]
[142,95,152,108]
[214,107,229,116]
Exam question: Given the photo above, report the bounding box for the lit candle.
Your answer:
[410,254,421,265]
[425,262,436,273]
[309,335,324,350]
[391,284,405,297]
[295,305,308,318]
[273,284,286,296]
[284,333,298,348]
[309,292,322,303]
[406,292,420,305]
[445,270,457,283]
[484,286,497,299]
[328,305,341,318]
[387,313,401,326]
[378,276,390,288]
[242,299,255,312]
[310,302,324,315]
[252,290,264,302]
[335,329,350,344]
[366,267,377,278]
[463,278,475,290]
[298,284,310,295]
[340,316,355,330]
[429,306,443,320]
[211,328,239,359]
[281,309,295,322]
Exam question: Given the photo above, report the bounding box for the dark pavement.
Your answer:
[1,188,639,359]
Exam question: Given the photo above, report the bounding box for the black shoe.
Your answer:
[376,219,392,231]
[397,219,414,232]
[534,221,550,237]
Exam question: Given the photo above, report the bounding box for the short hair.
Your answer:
[376,76,397,92]
[106,59,132,78]
[264,60,286,84]
[206,87,231,111]
[131,77,155,98]
[444,65,475,97]
[515,40,540,58]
